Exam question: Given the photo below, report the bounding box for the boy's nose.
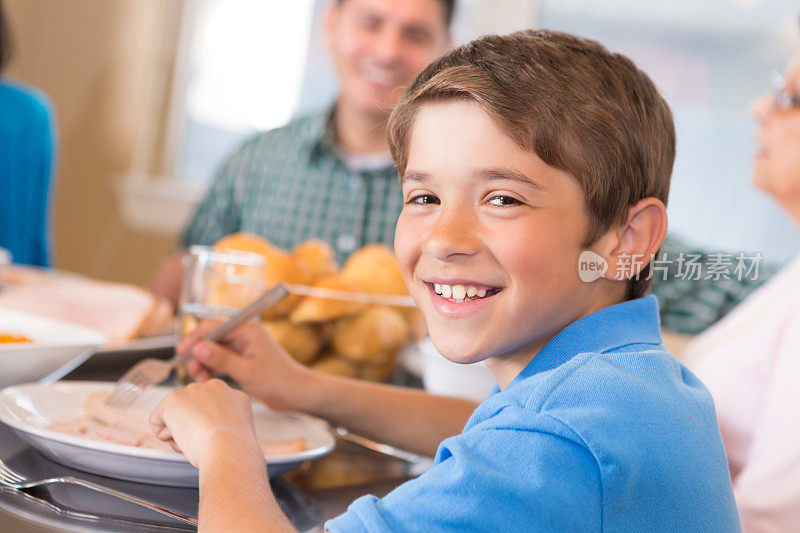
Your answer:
[422,209,481,261]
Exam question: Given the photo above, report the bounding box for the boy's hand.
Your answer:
[177,320,309,411]
[149,379,260,469]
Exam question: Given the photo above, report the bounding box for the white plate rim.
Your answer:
[0,382,335,465]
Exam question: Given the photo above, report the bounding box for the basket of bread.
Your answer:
[212,233,422,383]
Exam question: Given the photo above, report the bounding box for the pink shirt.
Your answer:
[685,254,800,532]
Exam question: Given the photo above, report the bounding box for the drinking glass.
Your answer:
[176,245,266,381]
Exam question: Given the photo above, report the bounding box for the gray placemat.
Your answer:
[0,447,321,532]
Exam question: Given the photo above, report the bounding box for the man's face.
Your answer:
[751,54,800,211]
[325,0,451,117]
[394,101,615,386]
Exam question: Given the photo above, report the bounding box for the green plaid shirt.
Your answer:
[183,108,777,335]
[652,236,779,334]
[182,107,403,265]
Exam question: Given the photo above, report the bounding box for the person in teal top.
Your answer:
[148,30,739,531]
[149,0,455,304]
[0,0,57,267]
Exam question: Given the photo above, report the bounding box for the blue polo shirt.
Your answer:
[325,296,740,532]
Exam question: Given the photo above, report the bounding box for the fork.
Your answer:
[105,283,290,409]
[0,455,198,526]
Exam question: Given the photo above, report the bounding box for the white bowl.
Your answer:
[417,338,496,402]
[0,309,107,387]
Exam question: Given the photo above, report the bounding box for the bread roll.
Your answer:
[214,232,274,257]
[293,240,339,283]
[311,355,358,378]
[341,244,408,296]
[262,320,321,364]
[213,233,310,319]
[289,275,366,324]
[331,306,410,363]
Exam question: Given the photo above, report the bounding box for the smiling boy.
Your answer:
[151,30,740,532]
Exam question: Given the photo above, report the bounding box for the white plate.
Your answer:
[0,382,335,487]
[0,309,108,388]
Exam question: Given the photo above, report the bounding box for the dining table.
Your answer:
[0,345,416,532]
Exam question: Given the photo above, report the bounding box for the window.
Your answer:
[176,0,316,184]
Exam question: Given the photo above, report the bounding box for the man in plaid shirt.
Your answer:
[150,0,455,304]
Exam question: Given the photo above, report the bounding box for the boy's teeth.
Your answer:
[433,283,494,301]
[451,285,467,301]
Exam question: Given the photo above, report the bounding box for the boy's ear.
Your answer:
[600,198,668,282]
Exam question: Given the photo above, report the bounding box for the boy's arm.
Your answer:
[182,322,478,457]
[198,434,295,533]
[150,381,298,532]
[293,370,478,457]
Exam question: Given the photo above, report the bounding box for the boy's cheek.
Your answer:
[393,216,420,281]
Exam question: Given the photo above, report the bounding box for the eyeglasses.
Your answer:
[770,72,800,111]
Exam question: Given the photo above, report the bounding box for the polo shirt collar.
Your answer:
[506,295,663,389]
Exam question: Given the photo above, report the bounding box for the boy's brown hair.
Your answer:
[387,29,675,299]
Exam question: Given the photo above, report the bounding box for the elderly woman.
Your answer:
[684,52,800,531]
[0,0,57,267]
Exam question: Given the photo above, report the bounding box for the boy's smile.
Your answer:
[424,279,502,317]
[394,100,622,387]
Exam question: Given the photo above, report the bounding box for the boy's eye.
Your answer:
[487,195,522,206]
[407,194,440,205]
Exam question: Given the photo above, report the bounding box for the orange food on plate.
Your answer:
[0,333,32,344]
